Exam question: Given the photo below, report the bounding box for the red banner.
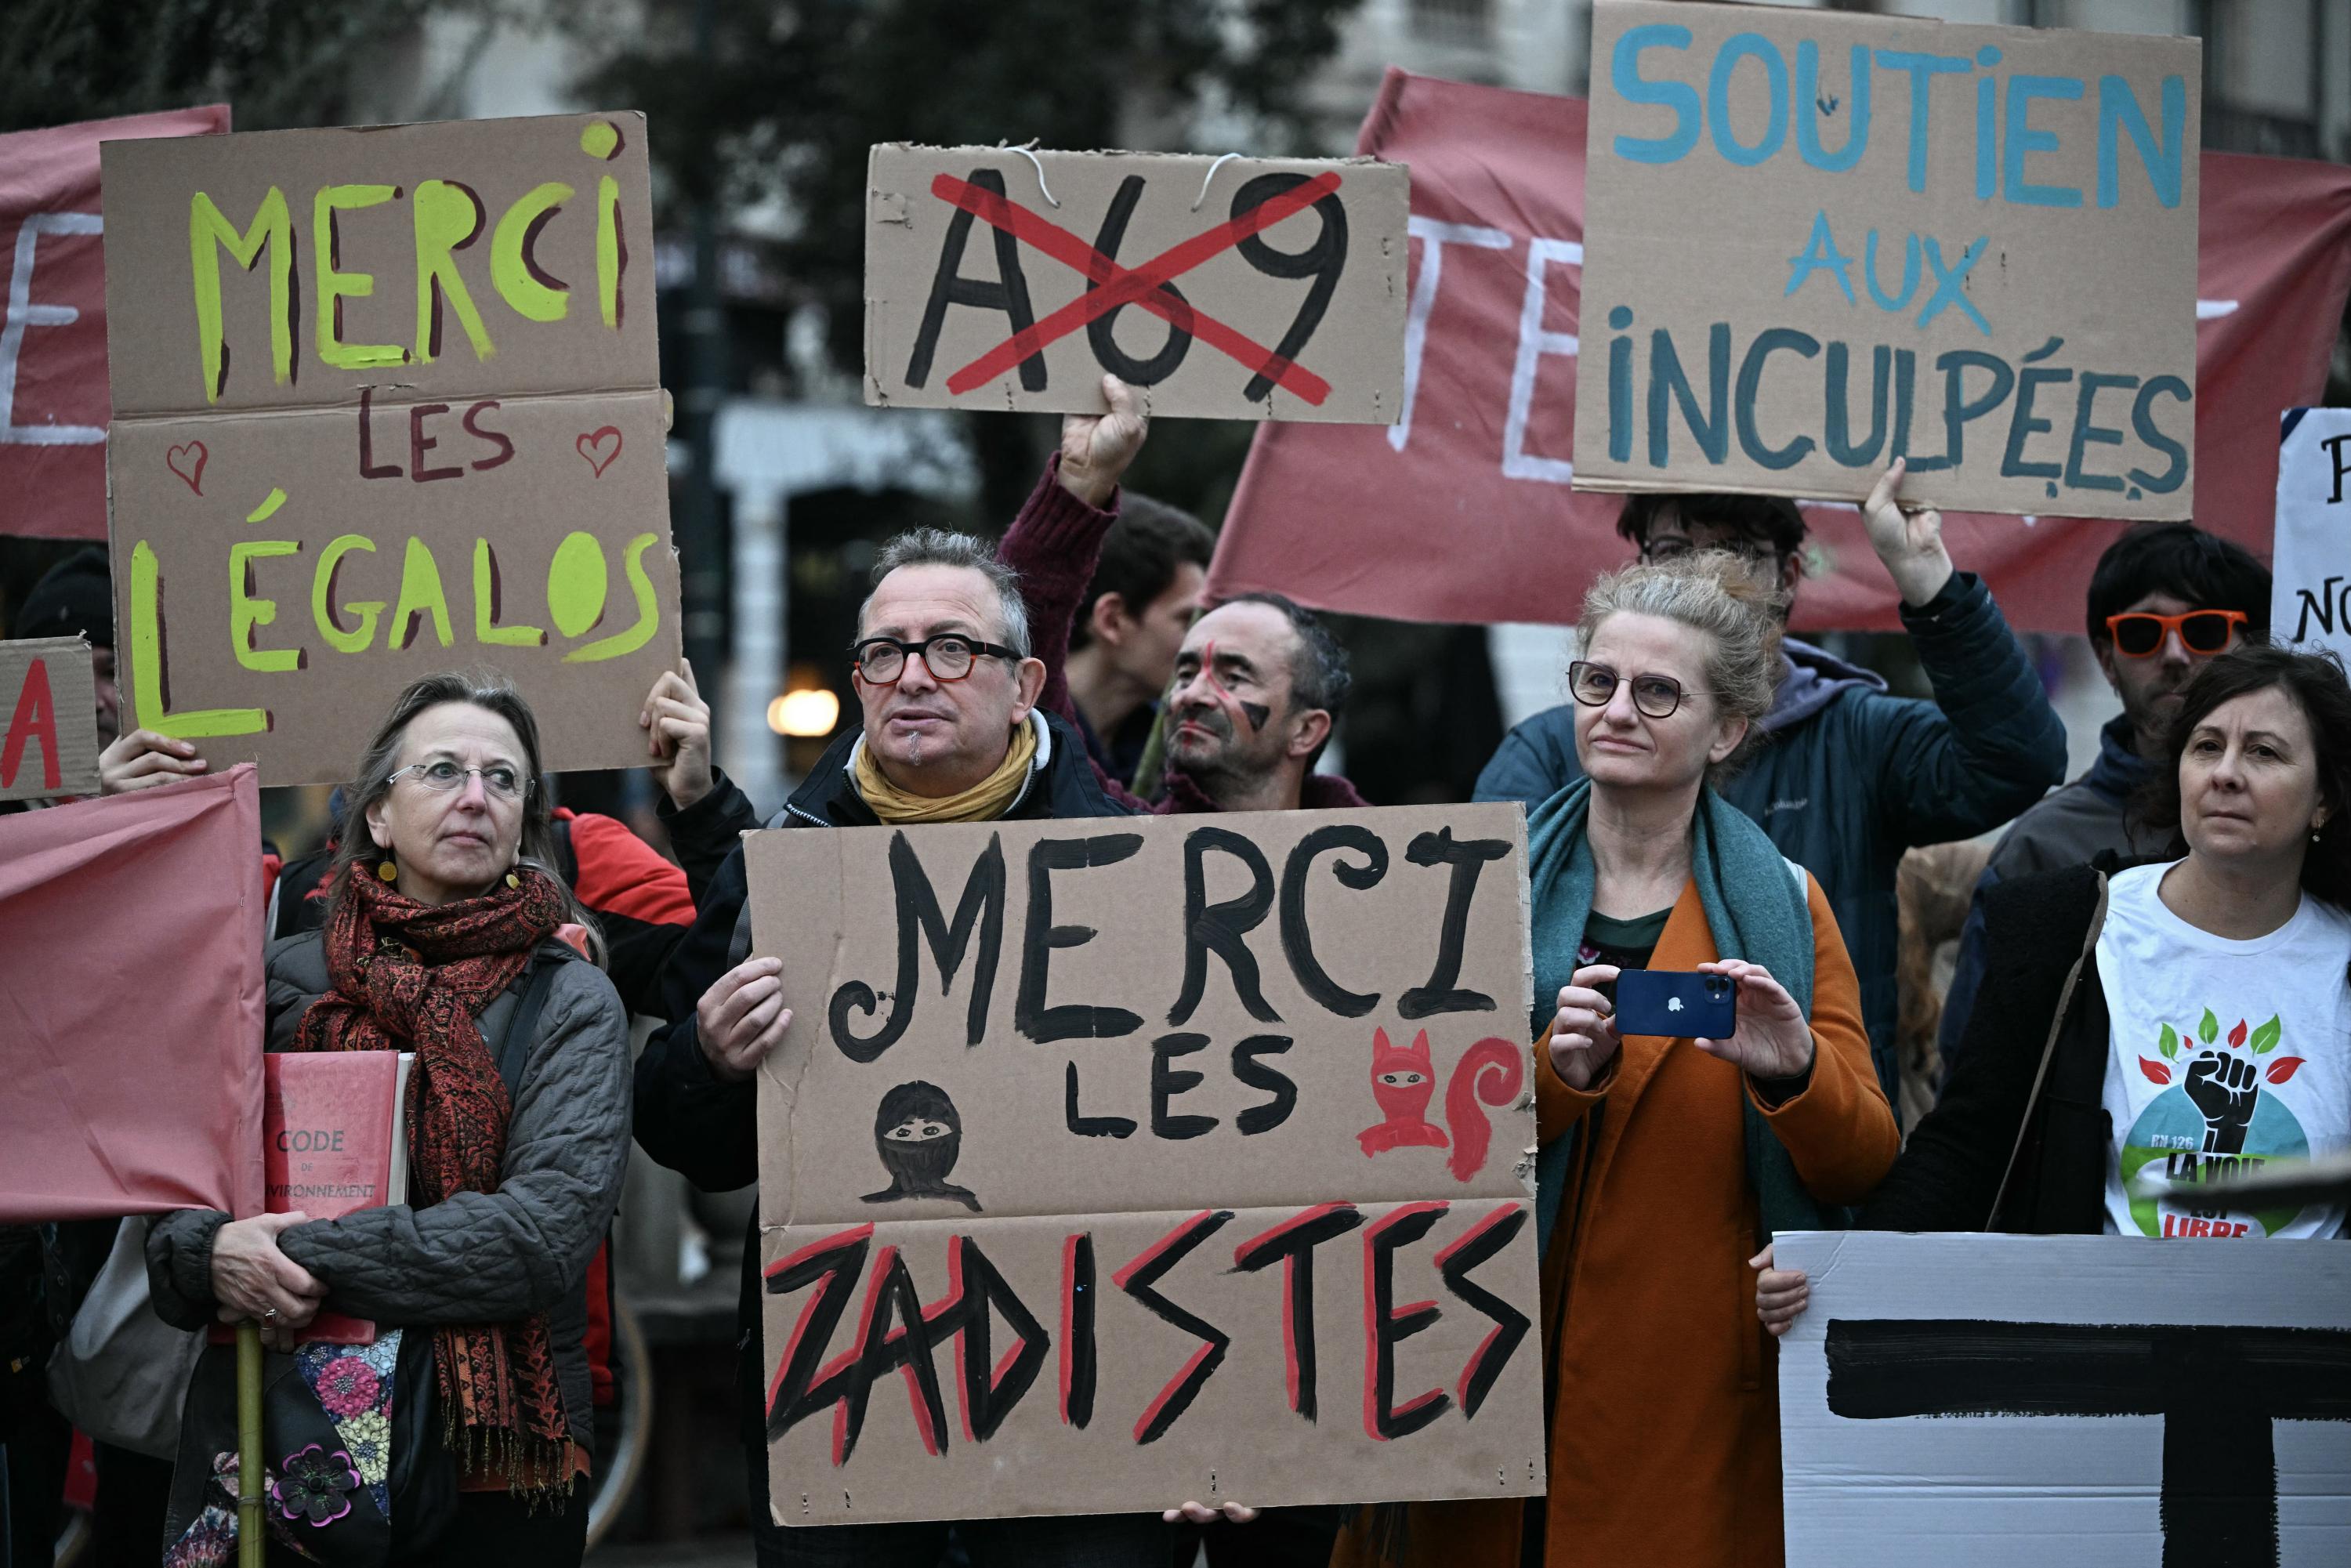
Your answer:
[0,765,265,1221]
[1208,71,2351,635]
[0,106,229,542]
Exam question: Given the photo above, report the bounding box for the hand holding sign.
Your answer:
[640,659,714,809]
[1057,375,1151,507]
[1860,459,1957,609]
[209,1211,327,1349]
[99,729,208,795]
[699,956,793,1083]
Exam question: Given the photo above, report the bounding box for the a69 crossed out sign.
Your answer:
[864,146,1409,424]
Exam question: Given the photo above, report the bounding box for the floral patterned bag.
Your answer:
[158,1326,455,1566]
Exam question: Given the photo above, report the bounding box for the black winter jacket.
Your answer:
[1860,862,2116,1234]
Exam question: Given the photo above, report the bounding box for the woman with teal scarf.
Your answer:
[1338,554,1898,1568]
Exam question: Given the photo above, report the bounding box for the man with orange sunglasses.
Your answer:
[1938,523,2271,1074]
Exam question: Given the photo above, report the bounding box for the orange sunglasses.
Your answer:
[2103,609,2248,657]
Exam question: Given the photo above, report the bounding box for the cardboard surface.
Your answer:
[864,146,1408,423]
[1206,74,2349,640]
[0,637,100,800]
[99,114,680,784]
[744,804,1543,1521]
[2273,407,2351,666]
[1777,1231,2351,1566]
[0,107,230,542]
[1574,3,2201,519]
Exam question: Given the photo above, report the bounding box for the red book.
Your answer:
[215,1052,410,1345]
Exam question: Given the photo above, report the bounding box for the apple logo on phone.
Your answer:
[1666,996,1683,1013]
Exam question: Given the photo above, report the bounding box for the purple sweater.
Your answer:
[998,458,1368,815]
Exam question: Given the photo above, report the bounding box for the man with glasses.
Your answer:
[629,531,1161,1567]
[1475,461,2067,1108]
[1937,523,2271,1074]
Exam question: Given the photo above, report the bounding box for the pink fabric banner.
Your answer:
[1208,70,2351,635]
[0,106,230,542]
[0,764,265,1220]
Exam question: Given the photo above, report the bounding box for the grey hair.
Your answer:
[857,528,1032,657]
[328,668,605,967]
[1578,551,1786,778]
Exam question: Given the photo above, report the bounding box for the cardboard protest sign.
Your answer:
[0,107,230,543]
[2273,407,2351,667]
[98,114,680,784]
[744,805,1543,1523]
[864,145,1408,423]
[1209,73,2350,639]
[0,764,266,1221]
[1573,2,2201,520]
[0,637,100,800]
[1777,1231,2351,1566]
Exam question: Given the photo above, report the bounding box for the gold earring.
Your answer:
[377,858,400,883]
[505,871,521,889]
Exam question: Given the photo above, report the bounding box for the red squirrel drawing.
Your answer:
[1357,1027,1526,1182]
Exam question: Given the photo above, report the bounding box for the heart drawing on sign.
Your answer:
[576,427,622,478]
[167,441,208,495]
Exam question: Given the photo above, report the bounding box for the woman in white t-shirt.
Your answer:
[1755,645,2351,1330]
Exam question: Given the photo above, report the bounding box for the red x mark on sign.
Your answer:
[931,170,1342,405]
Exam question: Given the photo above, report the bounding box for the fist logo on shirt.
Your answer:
[2185,1052,2259,1155]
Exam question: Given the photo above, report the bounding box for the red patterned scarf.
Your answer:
[295,864,574,1494]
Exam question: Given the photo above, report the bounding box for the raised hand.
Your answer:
[641,658,714,809]
[1690,960,1815,1083]
[1056,374,1150,508]
[698,956,793,1083]
[1860,457,1955,608]
[1164,1501,1259,1526]
[1547,965,1625,1091]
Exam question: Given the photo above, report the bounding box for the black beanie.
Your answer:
[15,547,113,646]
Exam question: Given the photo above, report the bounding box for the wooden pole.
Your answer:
[237,1320,263,1566]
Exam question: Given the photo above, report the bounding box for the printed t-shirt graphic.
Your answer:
[2096,862,2351,1238]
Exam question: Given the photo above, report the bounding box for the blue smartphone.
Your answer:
[1613,969,1736,1038]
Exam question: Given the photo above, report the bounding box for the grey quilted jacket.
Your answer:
[147,931,633,1449]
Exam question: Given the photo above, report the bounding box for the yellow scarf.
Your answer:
[852,718,1038,824]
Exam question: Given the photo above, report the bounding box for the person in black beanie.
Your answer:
[13,546,118,748]
[14,546,208,795]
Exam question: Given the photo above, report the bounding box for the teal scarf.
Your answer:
[1526,778,1838,1254]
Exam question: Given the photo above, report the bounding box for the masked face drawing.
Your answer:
[1358,1027,1450,1157]
[861,1081,983,1212]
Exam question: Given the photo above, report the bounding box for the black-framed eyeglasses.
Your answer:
[386,760,530,800]
[1569,661,1703,719]
[850,634,1021,685]
[1643,535,1780,565]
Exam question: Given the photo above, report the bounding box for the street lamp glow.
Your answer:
[767,688,841,737]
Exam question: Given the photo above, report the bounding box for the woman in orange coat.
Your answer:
[1340,552,1900,1568]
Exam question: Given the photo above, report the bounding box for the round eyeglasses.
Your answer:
[1568,661,1704,720]
[851,635,1021,685]
[386,760,529,800]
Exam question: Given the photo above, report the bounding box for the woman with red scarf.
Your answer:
[147,673,632,1564]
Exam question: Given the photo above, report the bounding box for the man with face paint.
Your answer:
[1000,375,1370,817]
[861,1081,981,1211]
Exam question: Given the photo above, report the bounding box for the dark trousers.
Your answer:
[754,1512,1175,1568]
[1,1400,71,1568]
[89,1442,172,1568]
[1177,1507,1347,1568]
[393,1486,589,1568]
